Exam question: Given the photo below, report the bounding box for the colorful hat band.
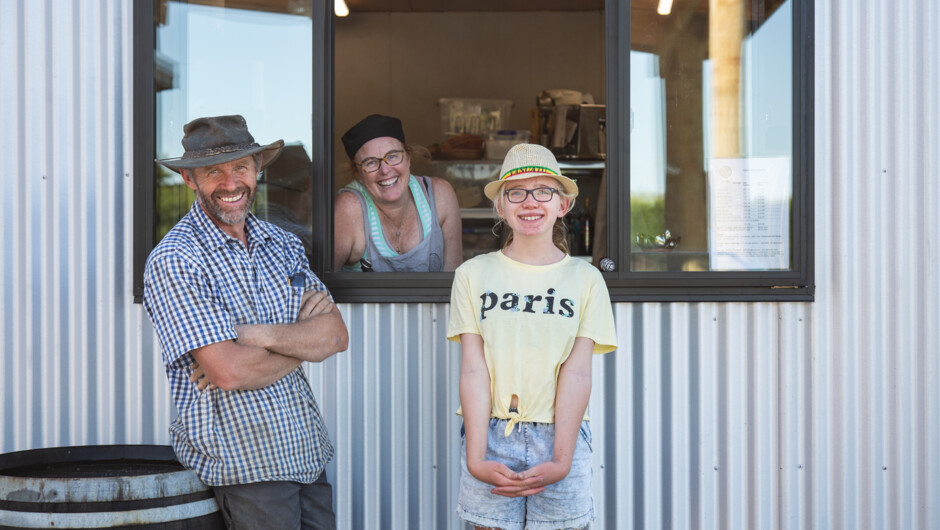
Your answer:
[500,165,560,180]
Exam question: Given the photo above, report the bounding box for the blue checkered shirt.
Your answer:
[143,201,333,487]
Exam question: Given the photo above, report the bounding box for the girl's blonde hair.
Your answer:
[493,182,576,254]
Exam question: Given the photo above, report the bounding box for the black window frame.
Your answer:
[132,1,155,305]
[133,0,814,304]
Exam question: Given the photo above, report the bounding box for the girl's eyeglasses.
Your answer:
[504,187,558,203]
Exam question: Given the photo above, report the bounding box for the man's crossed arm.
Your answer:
[190,290,348,391]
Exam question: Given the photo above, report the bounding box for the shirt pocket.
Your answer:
[275,272,306,323]
[288,284,306,321]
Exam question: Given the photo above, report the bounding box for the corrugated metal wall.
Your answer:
[812,1,940,529]
[2,0,938,528]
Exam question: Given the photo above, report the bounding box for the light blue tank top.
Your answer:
[338,175,445,272]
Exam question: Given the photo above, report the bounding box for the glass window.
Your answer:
[153,0,314,255]
[330,7,606,275]
[628,0,794,273]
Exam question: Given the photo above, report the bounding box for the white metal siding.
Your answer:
[1,0,939,528]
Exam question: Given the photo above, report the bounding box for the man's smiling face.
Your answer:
[183,156,259,229]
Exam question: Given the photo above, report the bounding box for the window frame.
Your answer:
[600,0,815,302]
[133,0,814,304]
[132,1,156,304]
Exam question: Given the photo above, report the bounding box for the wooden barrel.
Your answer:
[0,445,224,529]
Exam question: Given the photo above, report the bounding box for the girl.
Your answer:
[447,144,617,530]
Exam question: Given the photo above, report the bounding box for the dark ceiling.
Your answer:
[344,0,607,11]
[163,1,780,23]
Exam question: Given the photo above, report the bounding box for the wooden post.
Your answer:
[709,0,745,157]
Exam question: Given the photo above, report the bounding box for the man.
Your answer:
[144,115,348,529]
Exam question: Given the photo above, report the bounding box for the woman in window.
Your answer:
[334,114,462,272]
[446,143,617,530]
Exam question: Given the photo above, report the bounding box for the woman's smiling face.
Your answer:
[497,175,571,240]
[353,136,411,204]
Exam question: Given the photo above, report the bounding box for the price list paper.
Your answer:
[707,157,790,270]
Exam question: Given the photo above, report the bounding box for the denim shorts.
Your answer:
[457,419,594,530]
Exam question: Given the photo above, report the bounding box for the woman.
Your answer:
[334,114,462,272]
[446,143,617,530]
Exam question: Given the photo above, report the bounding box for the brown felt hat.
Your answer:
[156,115,284,173]
[263,143,312,192]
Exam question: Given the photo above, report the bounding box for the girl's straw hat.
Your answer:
[483,143,579,201]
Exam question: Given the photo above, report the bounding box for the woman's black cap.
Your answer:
[341,114,405,160]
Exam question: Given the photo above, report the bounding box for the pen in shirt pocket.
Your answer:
[289,273,305,288]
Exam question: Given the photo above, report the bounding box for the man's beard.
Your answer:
[197,185,255,226]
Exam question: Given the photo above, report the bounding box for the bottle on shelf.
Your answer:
[568,202,583,255]
[582,197,593,256]
[568,197,594,256]
[566,197,595,257]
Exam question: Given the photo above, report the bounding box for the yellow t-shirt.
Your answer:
[447,251,617,426]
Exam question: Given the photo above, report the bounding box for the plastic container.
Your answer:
[439,98,512,137]
[484,130,531,160]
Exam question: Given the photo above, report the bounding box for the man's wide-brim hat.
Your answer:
[483,143,579,201]
[156,115,284,173]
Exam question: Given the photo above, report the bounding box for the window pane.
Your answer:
[154,1,314,255]
[332,8,606,273]
[630,0,793,272]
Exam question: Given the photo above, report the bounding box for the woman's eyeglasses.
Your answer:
[357,150,405,173]
[504,187,558,203]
